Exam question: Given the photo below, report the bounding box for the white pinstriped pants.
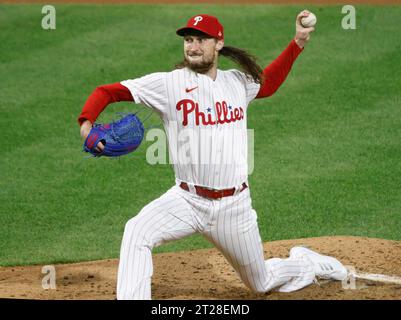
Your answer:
[117,185,315,300]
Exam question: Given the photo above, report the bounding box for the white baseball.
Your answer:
[301,12,317,28]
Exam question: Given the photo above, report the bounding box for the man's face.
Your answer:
[183,32,223,73]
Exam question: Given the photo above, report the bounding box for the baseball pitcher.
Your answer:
[78,11,348,300]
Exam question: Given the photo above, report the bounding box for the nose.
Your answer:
[188,40,201,52]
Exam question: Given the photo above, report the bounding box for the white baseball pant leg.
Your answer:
[117,186,197,300]
[201,188,316,293]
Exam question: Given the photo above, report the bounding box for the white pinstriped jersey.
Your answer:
[121,67,260,189]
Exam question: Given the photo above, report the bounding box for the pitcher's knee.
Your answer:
[123,216,153,248]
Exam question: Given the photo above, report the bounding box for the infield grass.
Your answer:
[1,4,401,266]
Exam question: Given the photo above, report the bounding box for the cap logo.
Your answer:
[218,31,222,37]
[193,16,203,26]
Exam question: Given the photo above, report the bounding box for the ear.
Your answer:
[215,39,224,51]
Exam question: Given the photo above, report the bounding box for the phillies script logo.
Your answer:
[176,99,244,126]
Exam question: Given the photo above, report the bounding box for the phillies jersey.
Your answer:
[121,67,260,189]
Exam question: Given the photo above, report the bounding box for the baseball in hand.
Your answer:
[301,12,317,28]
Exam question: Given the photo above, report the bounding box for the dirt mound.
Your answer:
[0,236,400,300]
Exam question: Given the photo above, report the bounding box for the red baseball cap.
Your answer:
[176,14,224,40]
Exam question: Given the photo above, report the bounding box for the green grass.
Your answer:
[1,4,400,266]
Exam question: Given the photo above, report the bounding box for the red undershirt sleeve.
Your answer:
[77,82,133,126]
[256,39,304,99]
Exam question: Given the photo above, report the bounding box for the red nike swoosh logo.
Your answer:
[185,86,198,93]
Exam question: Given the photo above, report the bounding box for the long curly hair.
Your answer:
[175,31,264,84]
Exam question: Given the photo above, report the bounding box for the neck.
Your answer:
[201,56,219,80]
[204,66,218,81]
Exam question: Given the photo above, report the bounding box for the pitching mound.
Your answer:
[0,236,400,300]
